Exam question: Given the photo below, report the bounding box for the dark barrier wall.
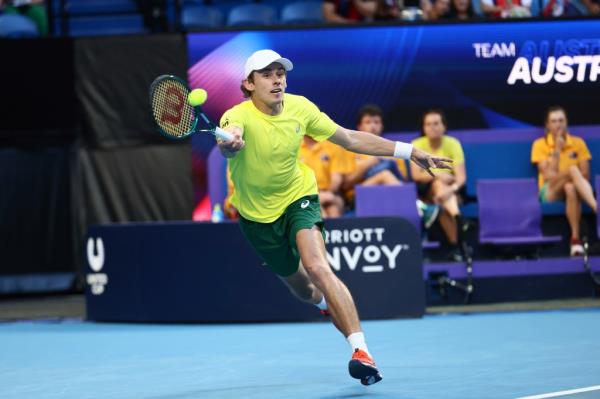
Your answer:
[0,40,78,290]
[74,35,184,149]
[0,35,194,293]
[0,147,74,276]
[72,35,195,273]
[0,39,77,138]
[85,217,425,322]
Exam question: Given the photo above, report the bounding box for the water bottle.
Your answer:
[211,203,224,223]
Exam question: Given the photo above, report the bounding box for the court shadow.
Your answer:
[145,382,317,399]
[319,386,414,399]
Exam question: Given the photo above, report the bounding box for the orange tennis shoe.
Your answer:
[348,349,383,385]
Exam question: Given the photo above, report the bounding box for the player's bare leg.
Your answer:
[546,174,589,255]
[280,264,323,305]
[296,226,359,335]
[568,165,597,212]
[545,172,571,201]
[296,226,382,385]
[318,191,344,218]
[563,182,581,240]
[433,179,466,260]
[362,170,401,186]
[438,211,458,244]
[280,264,342,330]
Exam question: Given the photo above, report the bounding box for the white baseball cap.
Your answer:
[244,49,293,78]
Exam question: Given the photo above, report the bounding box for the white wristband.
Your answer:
[393,141,413,160]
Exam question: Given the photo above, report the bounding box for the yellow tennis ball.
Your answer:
[188,88,207,107]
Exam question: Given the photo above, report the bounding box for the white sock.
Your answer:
[347,332,370,356]
[314,295,328,311]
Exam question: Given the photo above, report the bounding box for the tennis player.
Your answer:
[218,49,452,386]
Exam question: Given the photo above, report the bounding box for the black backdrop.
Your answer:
[0,35,194,293]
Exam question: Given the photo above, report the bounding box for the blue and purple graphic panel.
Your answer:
[188,20,600,207]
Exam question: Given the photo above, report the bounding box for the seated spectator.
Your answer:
[581,0,600,14]
[0,0,48,35]
[343,105,439,227]
[541,0,588,16]
[480,0,532,18]
[300,136,352,218]
[376,0,401,19]
[411,109,466,261]
[343,105,407,193]
[323,0,379,23]
[422,0,451,19]
[531,106,597,257]
[445,0,476,19]
[224,168,238,220]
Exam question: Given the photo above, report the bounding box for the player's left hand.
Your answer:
[410,147,453,177]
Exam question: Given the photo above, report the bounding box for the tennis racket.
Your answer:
[149,74,233,141]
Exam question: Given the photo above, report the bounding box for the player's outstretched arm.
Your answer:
[218,126,245,158]
[328,126,453,177]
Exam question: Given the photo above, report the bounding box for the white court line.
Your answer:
[516,385,600,399]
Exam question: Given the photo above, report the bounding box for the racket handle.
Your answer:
[214,127,234,141]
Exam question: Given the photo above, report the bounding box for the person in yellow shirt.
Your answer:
[342,104,439,227]
[343,105,408,188]
[300,136,351,218]
[531,106,597,256]
[217,49,452,385]
[223,169,238,220]
[411,109,466,261]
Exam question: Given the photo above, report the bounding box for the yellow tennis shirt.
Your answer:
[220,94,339,223]
[411,135,465,174]
[531,132,591,189]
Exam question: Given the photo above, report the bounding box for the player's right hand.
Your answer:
[218,127,245,156]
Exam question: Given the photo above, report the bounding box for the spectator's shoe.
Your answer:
[445,246,464,262]
[570,238,584,257]
[417,200,440,229]
[348,349,383,386]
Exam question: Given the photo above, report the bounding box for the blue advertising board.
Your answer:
[85,218,425,322]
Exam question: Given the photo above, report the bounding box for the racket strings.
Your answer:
[152,79,194,138]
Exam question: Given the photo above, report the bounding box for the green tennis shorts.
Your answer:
[238,195,323,277]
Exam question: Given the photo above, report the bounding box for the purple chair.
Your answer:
[207,145,227,208]
[477,179,561,245]
[355,184,439,249]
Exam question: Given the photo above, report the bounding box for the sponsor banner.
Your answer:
[85,217,425,322]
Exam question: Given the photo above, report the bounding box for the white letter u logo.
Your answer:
[87,238,105,272]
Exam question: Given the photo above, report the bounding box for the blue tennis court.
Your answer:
[1,308,599,399]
